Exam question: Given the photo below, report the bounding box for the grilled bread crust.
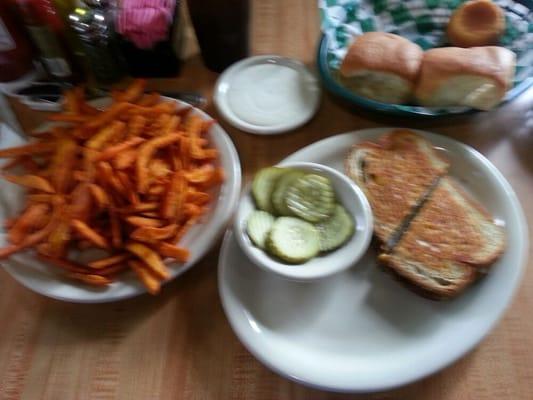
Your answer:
[379,177,505,298]
[345,130,449,244]
[346,131,505,299]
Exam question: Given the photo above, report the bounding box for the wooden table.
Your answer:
[1,1,532,399]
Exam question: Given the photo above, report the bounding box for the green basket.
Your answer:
[317,0,533,117]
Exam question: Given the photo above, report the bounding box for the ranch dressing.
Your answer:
[226,64,317,127]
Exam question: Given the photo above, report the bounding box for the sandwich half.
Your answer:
[346,130,505,299]
[345,129,449,246]
[378,177,505,298]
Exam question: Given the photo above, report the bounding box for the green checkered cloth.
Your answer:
[319,0,533,114]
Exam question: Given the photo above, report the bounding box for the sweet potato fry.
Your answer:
[184,203,204,217]
[147,184,165,196]
[93,263,128,277]
[69,183,92,222]
[137,92,161,107]
[139,211,159,218]
[86,120,126,150]
[156,242,190,262]
[0,142,55,158]
[67,272,112,286]
[72,126,95,140]
[0,218,57,259]
[125,216,164,228]
[130,224,177,244]
[113,149,137,170]
[98,137,144,161]
[128,260,161,295]
[80,102,100,116]
[97,161,128,196]
[164,115,180,135]
[179,137,190,169]
[71,219,110,249]
[87,102,130,129]
[126,114,147,138]
[125,242,169,279]
[3,174,55,193]
[87,183,109,210]
[136,133,182,192]
[169,145,182,170]
[194,167,224,190]
[119,202,159,214]
[82,148,98,182]
[153,113,171,133]
[184,115,217,160]
[149,158,172,179]
[73,170,87,181]
[50,137,77,193]
[1,157,25,171]
[184,164,215,184]
[116,79,146,103]
[161,171,187,220]
[128,101,176,117]
[47,220,71,258]
[64,88,81,114]
[172,217,200,243]
[186,190,210,205]
[48,113,88,123]
[183,114,203,136]
[88,253,130,269]
[110,210,122,248]
[133,202,159,212]
[8,203,50,244]
[27,193,56,203]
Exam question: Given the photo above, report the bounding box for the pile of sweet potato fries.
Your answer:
[0,80,223,294]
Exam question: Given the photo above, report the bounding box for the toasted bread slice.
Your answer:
[379,177,505,298]
[345,130,449,245]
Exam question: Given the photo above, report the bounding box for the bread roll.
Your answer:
[339,32,423,104]
[447,0,505,47]
[415,46,515,110]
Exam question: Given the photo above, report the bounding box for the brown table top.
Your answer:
[1,1,532,399]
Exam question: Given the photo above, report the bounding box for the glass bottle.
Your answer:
[0,1,35,81]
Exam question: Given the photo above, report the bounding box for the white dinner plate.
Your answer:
[218,128,528,392]
[0,98,241,303]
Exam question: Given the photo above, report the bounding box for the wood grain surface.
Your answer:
[1,1,532,399]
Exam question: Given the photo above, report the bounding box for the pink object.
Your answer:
[117,0,176,49]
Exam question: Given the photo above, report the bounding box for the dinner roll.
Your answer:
[447,0,506,47]
[415,46,515,110]
[339,32,423,104]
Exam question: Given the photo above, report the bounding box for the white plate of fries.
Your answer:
[0,81,241,303]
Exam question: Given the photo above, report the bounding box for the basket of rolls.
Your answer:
[317,0,532,116]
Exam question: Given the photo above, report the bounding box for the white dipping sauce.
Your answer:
[226,64,317,127]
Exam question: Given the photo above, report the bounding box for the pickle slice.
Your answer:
[246,210,275,249]
[286,174,335,222]
[315,205,354,252]
[252,167,286,213]
[266,217,320,264]
[272,170,306,216]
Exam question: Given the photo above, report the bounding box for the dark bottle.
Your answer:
[115,0,181,77]
[15,0,82,82]
[69,1,125,85]
[187,0,249,72]
[0,2,35,81]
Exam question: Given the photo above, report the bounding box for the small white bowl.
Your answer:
[234,162,373,280]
